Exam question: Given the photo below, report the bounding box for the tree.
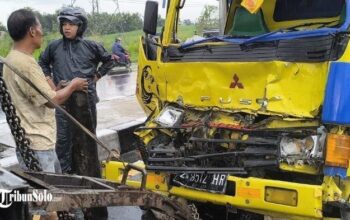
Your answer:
[19,7,57,33]
[183,19,193,26]
[88,12,143,35]
[0,22,6,31]
[90,0,100,14]
[196,5,219,33]
[2,7,143,36]
[157,15,165,27]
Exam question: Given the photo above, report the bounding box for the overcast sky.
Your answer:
[0,0,217,26]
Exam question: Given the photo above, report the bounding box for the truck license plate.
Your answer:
[173,173,227,193]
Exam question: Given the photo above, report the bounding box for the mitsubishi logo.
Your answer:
[230,74,244,89]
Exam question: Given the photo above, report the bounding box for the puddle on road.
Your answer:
[97,70,136,101]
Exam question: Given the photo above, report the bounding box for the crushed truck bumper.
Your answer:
[102,161,324,219]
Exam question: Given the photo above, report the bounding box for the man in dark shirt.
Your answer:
[39,7,116,220]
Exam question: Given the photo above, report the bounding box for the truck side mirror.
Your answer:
[143,1,158,35]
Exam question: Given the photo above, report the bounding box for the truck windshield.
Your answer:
[179,0,348,49]
[274,0,345,21]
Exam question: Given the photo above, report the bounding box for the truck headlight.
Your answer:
[155,106,184,127]
[279,128,326,164]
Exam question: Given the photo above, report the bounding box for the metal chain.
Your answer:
[57,211,73,220]
[0,65,72,220]
[0,77,42,172]
[188,203,201,220]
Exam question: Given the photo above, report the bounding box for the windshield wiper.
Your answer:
[284,20,340,31]
[180,44,213,53]
[181,20,340,51]
[240,20,339,48]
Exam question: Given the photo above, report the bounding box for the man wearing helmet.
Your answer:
[39,7,114,220]
[112,37,130,64]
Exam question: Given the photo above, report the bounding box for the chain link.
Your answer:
[188,203,201,220]
[57,211,73,220]
[0,77,42,171]
[0,66,73,220]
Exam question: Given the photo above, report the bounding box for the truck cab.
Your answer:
[105,0,350,219]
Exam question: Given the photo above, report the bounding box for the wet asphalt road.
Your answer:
[97,67,136,101]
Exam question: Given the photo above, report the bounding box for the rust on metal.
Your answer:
[11,169,193,220]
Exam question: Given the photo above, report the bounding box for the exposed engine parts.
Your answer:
[140,105,326,177]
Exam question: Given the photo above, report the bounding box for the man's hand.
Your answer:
[111,54,120,61]
[56,80,69,90]
[47,78,88,108]
[46,76,56,91]
[93,74,100,83]
[71,78,88,93]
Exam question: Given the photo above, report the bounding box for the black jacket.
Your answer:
[39,37,114,102]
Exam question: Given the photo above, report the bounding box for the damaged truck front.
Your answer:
[106,0,350,219]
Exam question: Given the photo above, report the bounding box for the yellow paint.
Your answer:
[171,176,322,218]
[211,112,241,126]
[338,43,350,62]
[162,0,181,46]
[266,119,319,129]
[322,176,342,202]
[102,161,170,192]
[162,61,328,118]
[136,37,165,116]
[279,163,320,175]
[265,187,297,207]
[103,161,323,218]
[131,0,350,219]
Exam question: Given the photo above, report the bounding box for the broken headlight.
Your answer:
[279,128,326,165]
[155,106,184,127]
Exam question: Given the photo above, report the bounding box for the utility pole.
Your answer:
[112,0,120,14]
[70,0,77,6]
[91,0,100,14]
[112,0,126,35]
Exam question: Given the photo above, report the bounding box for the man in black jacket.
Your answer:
[39,7,117,220]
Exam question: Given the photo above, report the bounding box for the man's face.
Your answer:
[31,19,44,49]
[62,21,79,39]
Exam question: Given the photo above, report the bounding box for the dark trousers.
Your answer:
[55,91,108,220]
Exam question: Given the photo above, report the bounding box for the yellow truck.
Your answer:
[103,0,350,219]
